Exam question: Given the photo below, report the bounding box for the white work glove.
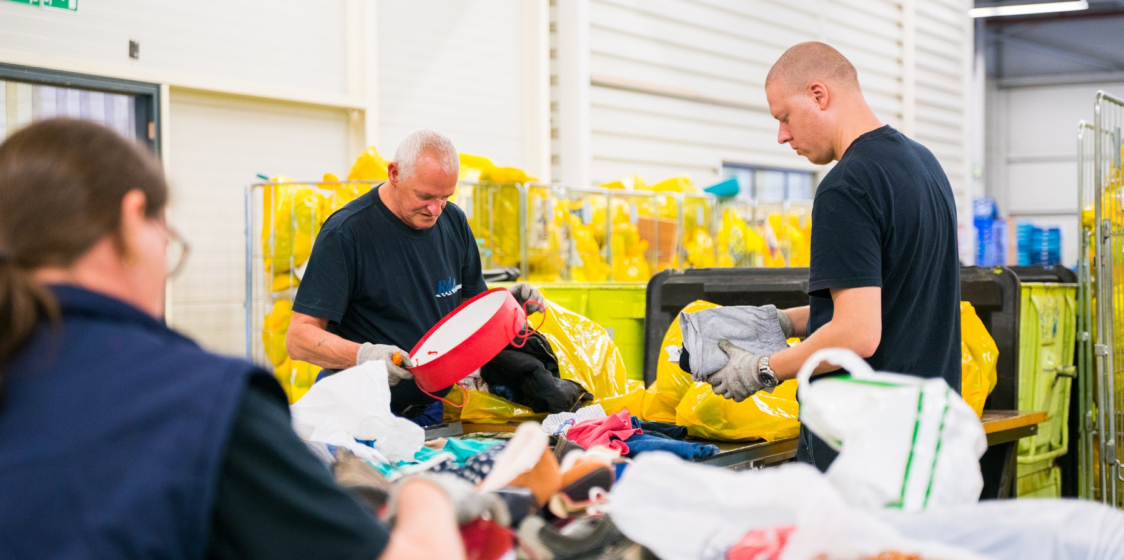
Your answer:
[707,339,767,402]
[357,343,414,386]
[508,282,546,314]
[387,473,511,527]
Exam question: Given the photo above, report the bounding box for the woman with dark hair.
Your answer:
[0,119,465,560]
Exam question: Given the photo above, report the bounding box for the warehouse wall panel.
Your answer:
[166,90,350,356]
[0,0,349,98]
[377,0,529,170]
[913,0,972,257]
[579,0,912,187]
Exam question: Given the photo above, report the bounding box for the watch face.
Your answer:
[759,357,779,387]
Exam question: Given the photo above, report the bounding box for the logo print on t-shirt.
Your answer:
[435,276,462,298]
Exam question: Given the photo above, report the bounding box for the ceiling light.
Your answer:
[969,0,1088,18]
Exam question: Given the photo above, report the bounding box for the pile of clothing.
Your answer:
[315,421,640,559]
[549,407,720,462]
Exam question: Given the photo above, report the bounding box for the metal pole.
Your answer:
[1095,92,1114,505]
[519,183,529,281]
[245,185,254,362]
[604,189,613,281]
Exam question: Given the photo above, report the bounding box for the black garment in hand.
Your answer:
[480,331,592,414]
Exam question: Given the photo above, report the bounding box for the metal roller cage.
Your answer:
[1091,90,1124,507]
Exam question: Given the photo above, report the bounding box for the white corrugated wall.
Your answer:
[914,0,974,252]
[556,0,973,258]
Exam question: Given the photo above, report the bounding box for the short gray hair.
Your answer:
[393,128,460,180]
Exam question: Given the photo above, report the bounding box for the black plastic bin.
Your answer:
[643,266,1022,410]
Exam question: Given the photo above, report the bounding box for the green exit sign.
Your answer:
[2,0,77,10]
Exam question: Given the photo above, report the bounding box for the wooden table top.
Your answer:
[979,410,1048,434]
[461,410,1049,441]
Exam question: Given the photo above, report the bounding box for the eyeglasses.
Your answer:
[165,225,190,278]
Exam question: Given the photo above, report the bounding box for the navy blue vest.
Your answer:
[0,285,272,559]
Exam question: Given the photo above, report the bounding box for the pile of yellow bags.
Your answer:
[715,207,811,268]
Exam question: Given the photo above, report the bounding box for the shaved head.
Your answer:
[765,41,860,95]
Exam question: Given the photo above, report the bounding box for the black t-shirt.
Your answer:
[293,185,488,409]
[806,125,961,391]
[208,376,389,560]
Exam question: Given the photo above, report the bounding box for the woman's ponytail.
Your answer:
[0,252,58,389]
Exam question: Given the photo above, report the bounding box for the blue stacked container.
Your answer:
[1017,223,1034,266]
[1016,223,1062,267]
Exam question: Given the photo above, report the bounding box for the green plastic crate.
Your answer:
[538,283,647,381]
[1016,283,1077,469]
[1016,458,1062,498]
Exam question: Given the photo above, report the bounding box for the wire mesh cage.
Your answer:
[246,179,383,402]
[1092,90,1124,507]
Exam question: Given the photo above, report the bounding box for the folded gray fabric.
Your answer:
[679,305,791,381]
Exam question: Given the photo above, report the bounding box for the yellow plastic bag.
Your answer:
[717,208,767,267]
[274,357,320,404]
[458,153,495,181]
[261,177,325,274]
[442,386,545,425]
[262,300,293,367]
[675,379,801,441]
[640,300,720,422]
[322,172,373,217]
[347,146,390,181]
[961,301,998,417]
[536,302,647,415]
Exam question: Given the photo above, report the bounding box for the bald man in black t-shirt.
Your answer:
[703,42,961,471]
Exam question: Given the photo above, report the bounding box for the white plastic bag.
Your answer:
[290,361,424,463]
[797,348,987,511]
[609,452,985,560]
[876,499,1124,560]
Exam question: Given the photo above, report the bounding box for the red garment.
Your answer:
[565,409,640,455]
[725,526,795,560]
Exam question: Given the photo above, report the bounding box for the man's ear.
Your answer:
[807,82,830,110]
[118,189,149,256]
[387,161,399,185]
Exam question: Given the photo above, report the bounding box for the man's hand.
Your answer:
[508,282,546,314]
[707,339,767,402]
[388,474,511,527]
[357,343,415,386]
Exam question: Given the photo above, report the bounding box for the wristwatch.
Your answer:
[757,355,780,388]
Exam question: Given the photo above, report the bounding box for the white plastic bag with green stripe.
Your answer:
[797,348,987,512]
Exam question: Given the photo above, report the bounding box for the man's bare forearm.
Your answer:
[285,317,361,370]
[782,306,810,337]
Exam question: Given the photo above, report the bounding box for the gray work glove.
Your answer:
[356,343,414,386]
[707,339,767,402]
[509,282,546,314]
[387,473,512,527]
[777,309,795,339]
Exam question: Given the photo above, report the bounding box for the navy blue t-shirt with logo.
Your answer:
[293,184,487,411]
[806,125,961,389]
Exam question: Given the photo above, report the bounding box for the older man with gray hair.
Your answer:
[287,128,543,424]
